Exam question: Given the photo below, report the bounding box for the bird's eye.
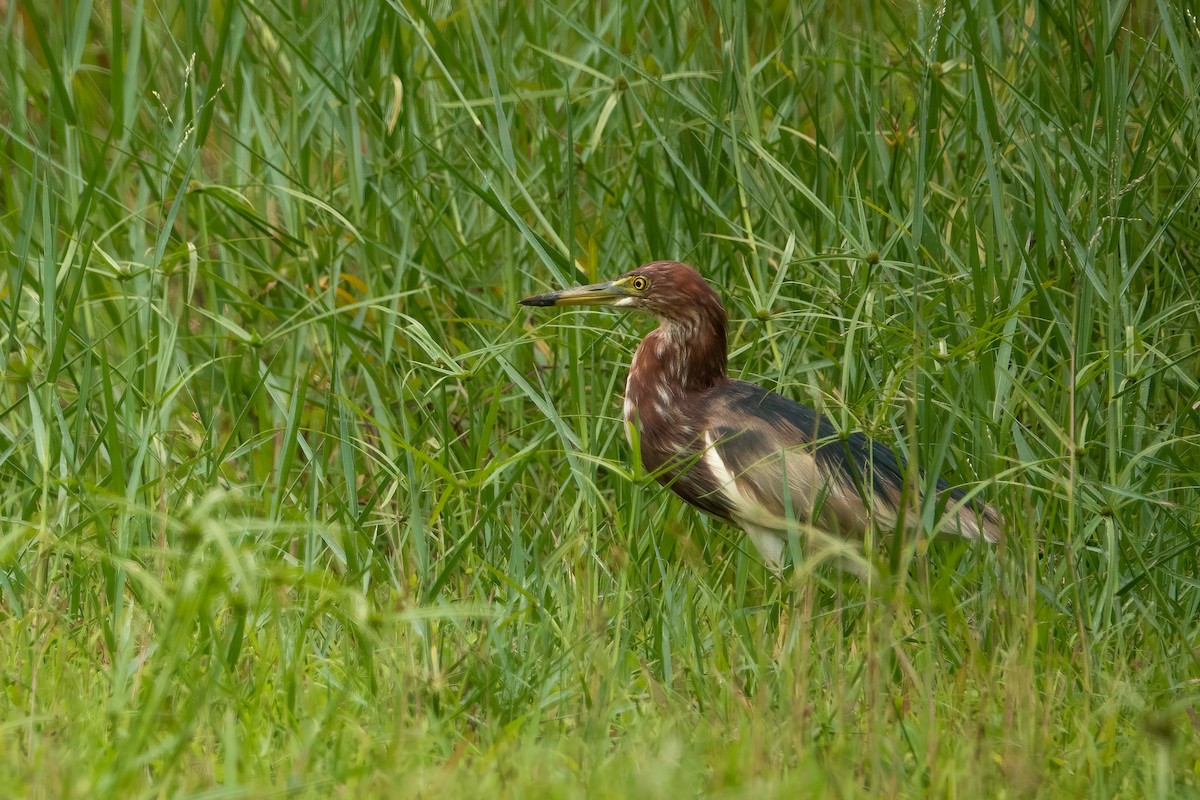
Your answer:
[630,276,649,291]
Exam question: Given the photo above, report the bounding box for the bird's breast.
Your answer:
[623,366,733,512]
[624,357,690,458]
[623,371,677,452]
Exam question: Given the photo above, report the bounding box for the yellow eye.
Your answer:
[630,276,649,292]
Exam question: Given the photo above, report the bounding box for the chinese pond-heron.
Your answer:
[520,261,1001,570]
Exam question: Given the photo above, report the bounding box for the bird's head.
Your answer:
[519,261,723,325]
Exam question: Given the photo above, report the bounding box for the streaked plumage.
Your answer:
[521,261,1001,570]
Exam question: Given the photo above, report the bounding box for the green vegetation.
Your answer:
[2,0,1198,796]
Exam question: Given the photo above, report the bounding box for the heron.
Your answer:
[520,261,1001,571]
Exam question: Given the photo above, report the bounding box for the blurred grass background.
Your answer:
[1,0,1199,796]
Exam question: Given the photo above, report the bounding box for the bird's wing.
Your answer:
[694,380,999,542]
[696,384,895,536]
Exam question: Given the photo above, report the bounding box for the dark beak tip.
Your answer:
[519,295,555,307]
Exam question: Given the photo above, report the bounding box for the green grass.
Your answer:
[2,0,1199,796]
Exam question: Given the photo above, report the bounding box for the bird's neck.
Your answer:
[624,313,727,429]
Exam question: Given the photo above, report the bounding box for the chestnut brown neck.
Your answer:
[623,297,728,441]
